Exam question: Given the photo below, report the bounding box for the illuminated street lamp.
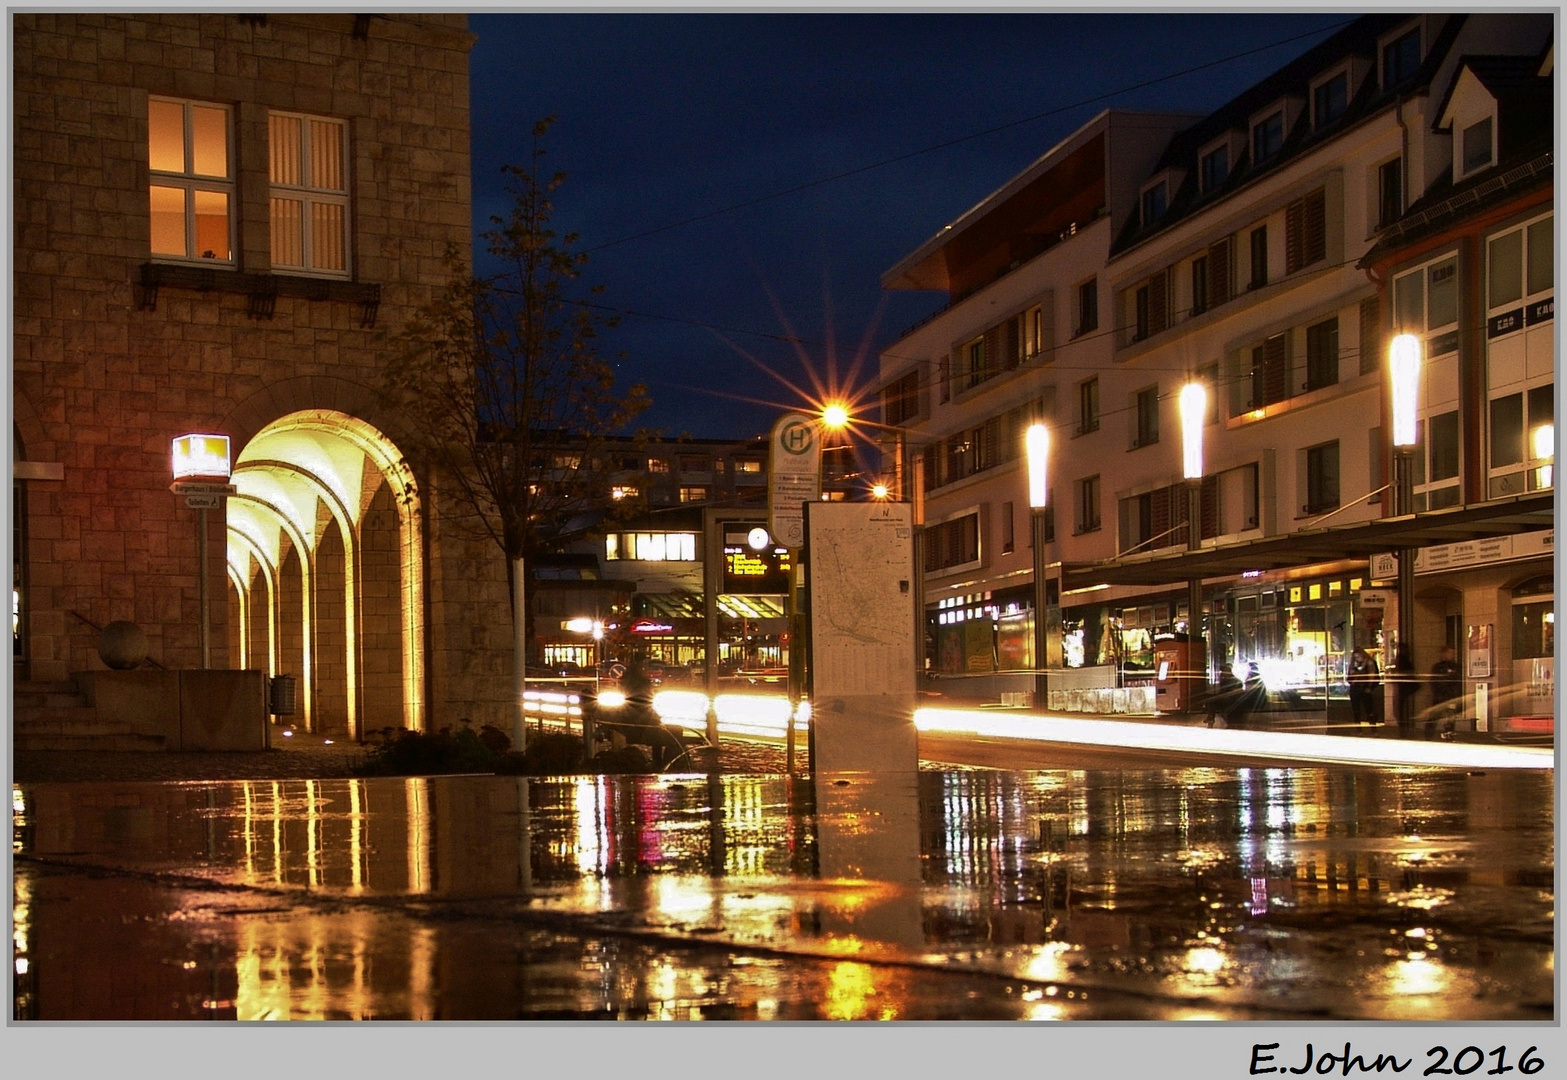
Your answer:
[1389,333,1421,658]
[1025,423,1051,705]
[1178,383,1208,711]
[170,433,232,669]
[871,481,890,500]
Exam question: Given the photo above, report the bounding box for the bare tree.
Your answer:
[385,118,649,728]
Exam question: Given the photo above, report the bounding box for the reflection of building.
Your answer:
[879,14,1553,724]
[13,15,515,736]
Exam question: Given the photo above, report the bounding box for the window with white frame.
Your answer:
[1392,253,1459,357]
[269,111,350,277]
[148,98,234,263]
[1076,475,1101,534]
[1381,25,1421,90]
[1460,117,1495,178]
[1252,110,1285,165]
[1200,144,1229,194]
[1303,441,1340,515]
[1312,70,1349,129]
[1140,181,1167,227]
[1484,212,1554,498]
[1412,410,1462,510]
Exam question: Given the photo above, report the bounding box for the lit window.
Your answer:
[734,459,762,474]
[148,98,234,263]
[679,486,708,503]
[269,111,349,276]
[611,485,639,500]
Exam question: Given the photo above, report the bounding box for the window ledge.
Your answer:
[137,262,382,327]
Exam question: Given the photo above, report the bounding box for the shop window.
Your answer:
[149,98,234,263]
[1511,597,1555,660]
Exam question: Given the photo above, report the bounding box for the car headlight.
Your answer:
[596,689,627,709]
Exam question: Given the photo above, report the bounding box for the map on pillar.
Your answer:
[805,501,916,699]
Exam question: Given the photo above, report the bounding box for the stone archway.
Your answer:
[225,410,425,736]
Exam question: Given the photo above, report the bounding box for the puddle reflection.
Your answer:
[13,764,1554,1020]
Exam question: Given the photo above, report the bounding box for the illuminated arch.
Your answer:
[227,410,426,734]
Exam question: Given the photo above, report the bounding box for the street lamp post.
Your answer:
[171,433,233,670]
[1179,383,1208,713]
[1025,423,1050,707]
[1389,334,1421,659]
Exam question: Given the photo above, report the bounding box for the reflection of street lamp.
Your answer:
[1390,333,1421,657]
[1025,423,1050,706]
[1178,383,1207,710]
[1532,423,1554,489]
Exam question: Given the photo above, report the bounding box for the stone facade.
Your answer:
[14,13,514,731]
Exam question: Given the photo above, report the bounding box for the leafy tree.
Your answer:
[385,117,649,659]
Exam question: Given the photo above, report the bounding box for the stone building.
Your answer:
[13,13,515,738]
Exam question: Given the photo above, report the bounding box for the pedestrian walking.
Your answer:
[1390,645,1418,738]
[1348,648,1380,725]
[1428,645,1462,738]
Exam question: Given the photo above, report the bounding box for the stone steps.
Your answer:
[15,732,168,752]
[12,676,169,752]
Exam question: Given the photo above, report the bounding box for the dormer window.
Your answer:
[1141,181,1168,227]
[1382,26,1421,89]
[1461,116,1494,176]
[1200,144,1229,193]
[1252,110,1285,164]
[1312,71,1348,129]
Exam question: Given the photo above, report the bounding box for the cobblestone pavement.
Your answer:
[12,729,790,784]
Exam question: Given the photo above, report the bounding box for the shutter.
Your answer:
[1150,486,1171,543]
[1264,333,1288,404]
[1304,188,1326,266]
[1285,198,1305,274]
[1200,475,1219,540]
[1359,295,1381,376]
[1208,237,1232,307]
[1148,269,1169,335]
[982,325,1005,382]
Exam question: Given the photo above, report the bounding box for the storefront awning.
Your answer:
[1061,492,1554,591]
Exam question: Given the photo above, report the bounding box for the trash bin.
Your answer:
[268,674,297,716]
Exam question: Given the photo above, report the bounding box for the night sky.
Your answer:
[467,12,1350,440]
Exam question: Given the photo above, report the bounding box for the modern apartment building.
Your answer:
[879,13,1553,722]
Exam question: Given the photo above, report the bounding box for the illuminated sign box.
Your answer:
[172,433,232,480]
[722,545,791,594]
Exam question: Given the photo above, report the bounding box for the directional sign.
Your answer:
[767,412,820,550]
[170,481,237,496]
[185,494,223,509]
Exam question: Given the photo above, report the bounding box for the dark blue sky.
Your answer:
[468,12,1349,439]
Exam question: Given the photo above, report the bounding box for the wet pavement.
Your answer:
[13,760,1553,1021]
